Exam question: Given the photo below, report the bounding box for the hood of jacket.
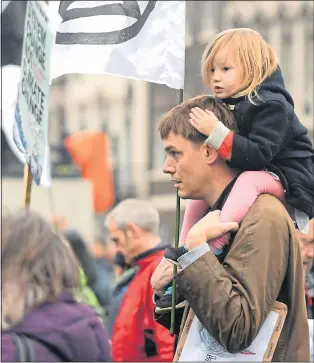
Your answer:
[222,66,294,107]
[8,292,111,361]
[258,66,294,106]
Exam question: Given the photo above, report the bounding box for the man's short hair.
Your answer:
[158,95,237,144]
[104,199,160,235]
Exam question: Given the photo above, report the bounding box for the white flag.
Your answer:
[50,1,185,89]
[1,0,11,13]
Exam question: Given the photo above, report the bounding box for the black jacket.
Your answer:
[222,67,314,218]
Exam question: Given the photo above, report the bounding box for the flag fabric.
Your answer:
[49,1,185,89]
[1,1,11,13]
[64,130,115,213]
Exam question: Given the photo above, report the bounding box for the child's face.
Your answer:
[208,46,243,99]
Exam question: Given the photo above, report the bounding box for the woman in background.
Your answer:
[2,209,111,362]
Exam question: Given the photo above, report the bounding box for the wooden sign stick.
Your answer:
[23,164,33,208]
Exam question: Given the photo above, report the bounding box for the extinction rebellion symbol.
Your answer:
[56,0,157,45]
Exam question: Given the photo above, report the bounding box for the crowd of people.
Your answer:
[2,28,314,362]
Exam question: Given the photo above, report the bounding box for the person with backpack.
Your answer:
[2,209,111,362]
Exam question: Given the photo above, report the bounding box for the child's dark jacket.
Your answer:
[222,67,314,218]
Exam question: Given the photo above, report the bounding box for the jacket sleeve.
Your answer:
[174,195,289,354]
[148,287,175,361]
[154,303,186,335]
[112,299,145,361]
[1,334,17,361]
[229,101,291,170]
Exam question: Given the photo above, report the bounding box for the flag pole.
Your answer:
[23,164,33,208]
[170,88,183,336]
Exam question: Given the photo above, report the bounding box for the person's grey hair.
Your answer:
[2,209,80,330]
[105,199,160,234]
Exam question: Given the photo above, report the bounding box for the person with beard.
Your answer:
[105,199,175,361]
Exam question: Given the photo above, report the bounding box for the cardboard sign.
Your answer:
[174,301,288,362]
[14,1,54,185]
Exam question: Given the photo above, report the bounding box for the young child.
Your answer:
[155,28,314,313]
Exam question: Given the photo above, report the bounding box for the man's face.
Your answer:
[162,131,210,200]
[209,46,243,99]
[296,220,314,275]
[107,219,132,264]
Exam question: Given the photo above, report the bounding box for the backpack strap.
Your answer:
[11,333,36,362]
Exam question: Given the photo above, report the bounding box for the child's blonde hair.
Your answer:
[201,28,278,103]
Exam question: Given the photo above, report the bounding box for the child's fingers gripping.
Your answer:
[191,107,206,119]
[189,118,200,131]
[189,112,200,125]
[205,109,216,119]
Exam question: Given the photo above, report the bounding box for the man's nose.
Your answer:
[162,159,175,174]
[114,244,122,254]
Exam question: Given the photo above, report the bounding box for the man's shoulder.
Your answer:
[245,194,293,226]
[228,194,295,260]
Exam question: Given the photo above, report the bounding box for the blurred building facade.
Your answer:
[48,74,150,201]
[2,1,313,243]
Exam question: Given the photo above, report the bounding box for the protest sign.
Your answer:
[174,301,287,362]
[14,1,54,185]
[1,64,51,186]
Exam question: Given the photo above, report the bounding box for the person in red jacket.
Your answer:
[105,199,175,362]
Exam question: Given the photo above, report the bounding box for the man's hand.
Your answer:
[151,211,238,295]
[185,210,239,251]
[151,257,182,297]
[189,107,219,136]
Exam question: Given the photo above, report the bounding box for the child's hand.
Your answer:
[189,107,219,136]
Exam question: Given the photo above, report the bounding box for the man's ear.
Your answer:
[127,223,141,239]
[203,144,219,165]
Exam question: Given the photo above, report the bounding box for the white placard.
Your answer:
[1,64,51,186]
[180,312,278,361]
[175,302,287,362]
[14,1,54,185]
